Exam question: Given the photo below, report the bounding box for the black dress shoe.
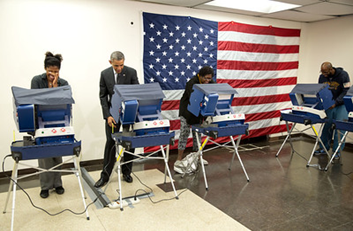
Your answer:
[123,174,133,183]
[94,178,108,188]
[40,190,49,199]
[55,186,65,195]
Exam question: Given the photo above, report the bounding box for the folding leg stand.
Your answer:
[276,120,331,168]
[114,143,178,211]
[194,132,250,191]
[3,155,89,231]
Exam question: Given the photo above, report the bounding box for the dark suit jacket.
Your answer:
[99,65,139,119]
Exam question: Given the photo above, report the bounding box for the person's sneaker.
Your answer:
[199,158,208,166]
[314,149,326,156]
[174,160,186,174]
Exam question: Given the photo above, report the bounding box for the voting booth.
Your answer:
[110,83,178,210]
[188,83,250,190]
[4,86,89,231]
[276,84,335,168]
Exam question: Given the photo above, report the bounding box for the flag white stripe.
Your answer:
[218,31,300,46]
[218,51,299,63]
[216,69,298,80]
[234,85,295,97]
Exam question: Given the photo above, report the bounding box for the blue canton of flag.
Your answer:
[143,12,218,90]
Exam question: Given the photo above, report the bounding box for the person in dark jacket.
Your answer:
[94,51,139,188]
[315,62,350,159]
[31,51,68,198]
[174,66,215,174]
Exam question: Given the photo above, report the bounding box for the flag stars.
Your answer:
[150,77,154,82]
[193,71,197,75]
[199,40,203,45]
[186,77,190,81]
[149,51,154,56]
[162,51,167,56]
[181,58,185,63]
[156,71,161,76]
[163,38,168,43]
[169,32,174,37]
[209,54,214,58]
[181,45,186,50]
[193,33,198,38]
[149,64,154,69]
[162,64,167,69]
[163,77,167,82]
[163,24,168,30]
[199,27,204,32]
[156,44,161,49]
[169,45,174,50]
[168,57,173,63]
[176,39,180,43]
[204,59,208,64]
[155,57,161,63]
[181,71,185,76]
[210,41,214,46]
[149,23,155,28]
[168,71,173,76]
[186,52,191,57]
[175,25,180,30]
[175,51,180,56]
[156,31,161,36]
[175,77,179,82]
[192,46,197,51]
[186,65,191,69]
[204,47,209,52]
[181,32,186,37]
[174,64,179,69]
[187,25,192,30]
[198,53,202,57]
[187,39,192,44]
[205,34,209,39]
[149,37,155,42]
[210,29,214,34]
[192,59,197,63]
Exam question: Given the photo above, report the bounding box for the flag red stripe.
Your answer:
[218,60,299,71]
[218,41,299,54]
[162,100,179,111]
[217,77,297,88]
[218,22,301,37]
[233,94,290,106]
[245,110,281,122]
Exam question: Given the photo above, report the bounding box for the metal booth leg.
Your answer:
[116,145,125,211]
[73,156,90,220]
[229,135,250,182]
[307,123,330,167]
[195,134,209,190]
[325,131,348,171]
[160,145,178,199]
[276,122,296,157]
[3,161,19,231]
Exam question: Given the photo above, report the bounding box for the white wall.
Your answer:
[1,0,350,171]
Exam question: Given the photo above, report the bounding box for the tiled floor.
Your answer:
[1,136,353,230]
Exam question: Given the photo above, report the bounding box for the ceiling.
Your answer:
[129,0,353,23]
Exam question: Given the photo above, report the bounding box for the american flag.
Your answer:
[142,12,300,150]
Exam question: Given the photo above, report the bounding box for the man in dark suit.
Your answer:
[95,51,139,188]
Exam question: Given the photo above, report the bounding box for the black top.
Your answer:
[99,65,139,120]
[318,67,350,106]
[31,73,68,89]
[179,75,215,125]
